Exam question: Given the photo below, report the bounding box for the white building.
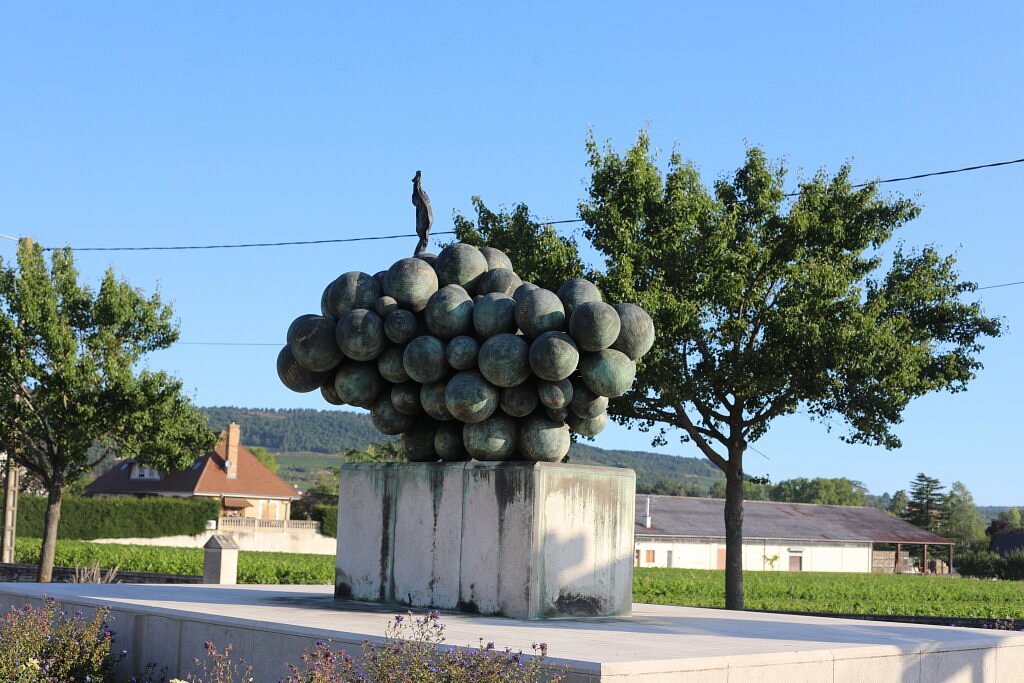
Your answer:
[635,496,952,574]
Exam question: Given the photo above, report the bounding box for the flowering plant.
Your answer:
[0,597,123,683]
[281,611,564,683]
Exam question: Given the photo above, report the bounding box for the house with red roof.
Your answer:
[85,423,300,521]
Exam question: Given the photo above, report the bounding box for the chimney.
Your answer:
[225,423,240,479]
[644,496,652,529]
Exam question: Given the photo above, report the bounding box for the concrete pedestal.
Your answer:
[335,461,635,619]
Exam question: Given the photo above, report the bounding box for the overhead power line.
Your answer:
[2,155,1021,250]
[44,231,457,253]
[978,280,1024,291]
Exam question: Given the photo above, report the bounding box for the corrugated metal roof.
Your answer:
[636,495,951,544]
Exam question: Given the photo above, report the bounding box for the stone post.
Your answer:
[203,534,239,584]
[1,453,17,564]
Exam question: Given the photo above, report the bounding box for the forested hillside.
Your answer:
[200,406,721,491]
[569,442,722,492]
[203,406,391,453]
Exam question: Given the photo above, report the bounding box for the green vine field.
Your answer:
[13,540,1024,619]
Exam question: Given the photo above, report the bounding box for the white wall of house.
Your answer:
[635,537,872,573]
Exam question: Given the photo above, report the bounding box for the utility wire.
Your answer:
[783,157,1024,197]
[978,280,1024,291]
[3,155,1022,250]
[45,231,457,253]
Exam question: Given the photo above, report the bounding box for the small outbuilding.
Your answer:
[635,495,953,574]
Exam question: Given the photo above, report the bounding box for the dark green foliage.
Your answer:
[944,481,987,548]
[313,504,338,538]
[248,445,279,473]
[0,240,216,580]
[764,477,868,506]
[889,490,910,517]
[453,198,586,293]
[16,495,221,540]
[954,547,1005,579]
[904,473,947,532]
[568,442,723,492]
[201,407,395,453]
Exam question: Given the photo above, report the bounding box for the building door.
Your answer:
[716,548,726,570]
[666,550,673,568]
[789,555,803,572]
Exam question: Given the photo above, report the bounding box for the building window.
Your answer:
[129,464,162,480]
[645,549,655,564]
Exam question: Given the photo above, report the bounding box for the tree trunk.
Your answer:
[724,451,744,610]
[37,485,62,583]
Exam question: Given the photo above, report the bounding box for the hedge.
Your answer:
[314,504,338,538]
[16,495,221,540]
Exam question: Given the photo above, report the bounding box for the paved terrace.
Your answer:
[1,583,1021,682]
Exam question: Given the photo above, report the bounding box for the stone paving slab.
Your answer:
[1,582,1022,681]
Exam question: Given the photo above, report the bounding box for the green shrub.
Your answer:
[0,598,123,682]
[954,548,1003,579]
[315,505,338,538]
[1002,550,1024,581]
[16,495,221,540]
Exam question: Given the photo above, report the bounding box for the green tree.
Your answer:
[645,477,683,496]
[889,490,910,518]
[769,477,867,506]
[943,481,986,549]
[0,240,215,581]
[342,441,405,463]
[904,473,947,532]
[453,197,586,292]
[468,131,1002,609]
[248,445,279,473]
[305,467,341,505]
[1005,507,1023,529]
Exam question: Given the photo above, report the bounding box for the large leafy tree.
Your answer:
[453,197,586,291]
[943,481,986,549]
[461,131,1001,609]
[768,477,867,506]
[0,239,215,581]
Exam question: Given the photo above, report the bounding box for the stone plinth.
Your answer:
[335,461,635,619]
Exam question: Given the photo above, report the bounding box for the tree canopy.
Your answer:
[458,131,1002,608]
[0,239,214,581]
[904,473,947,533]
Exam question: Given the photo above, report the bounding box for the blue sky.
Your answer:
[1,2,1021,504]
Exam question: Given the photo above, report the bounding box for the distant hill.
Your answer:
[200,406,722,492]
[978,506,1013,523]
[203,406,392,453]
[568,442,722,491]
